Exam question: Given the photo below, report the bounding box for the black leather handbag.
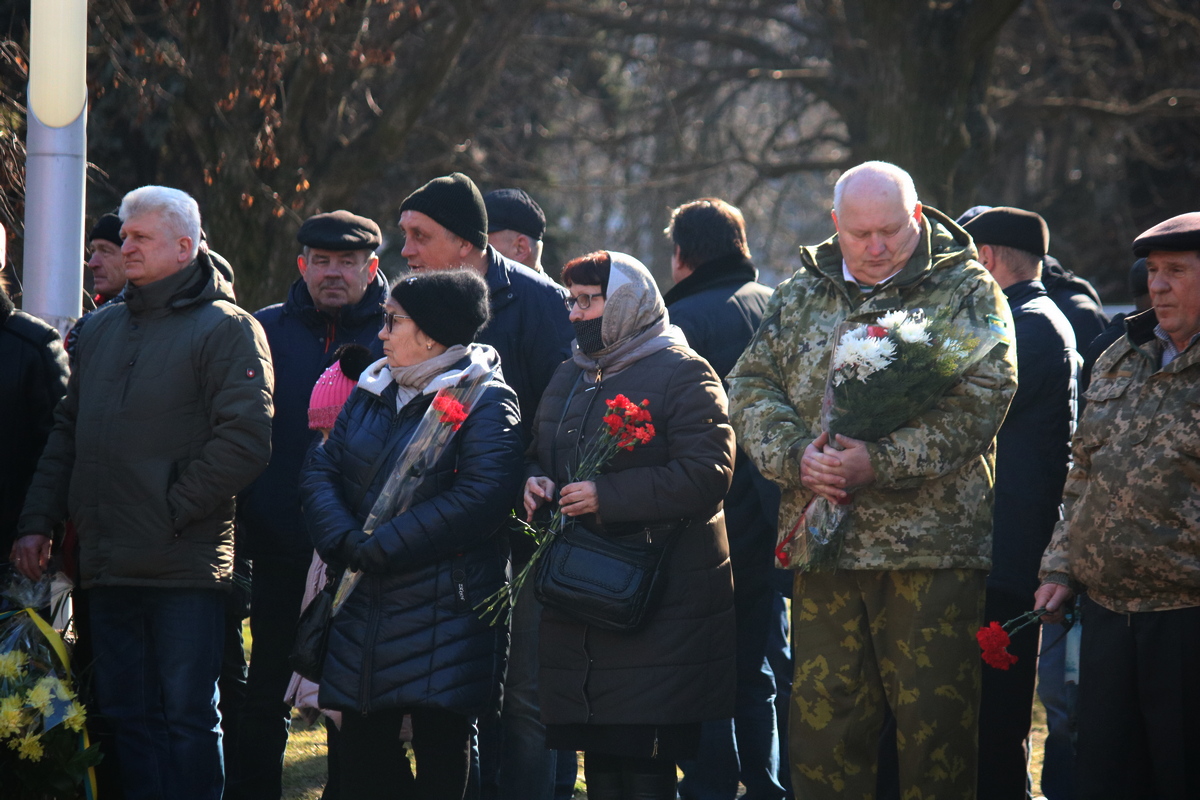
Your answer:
[534,519,685,632]
[289,581,334,682]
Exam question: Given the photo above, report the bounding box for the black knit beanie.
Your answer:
[399,173,489,250]
[390,269,490,347]
[89,212,122,247]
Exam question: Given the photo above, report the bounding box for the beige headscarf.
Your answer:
[571,251,688,382]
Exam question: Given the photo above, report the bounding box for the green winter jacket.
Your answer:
[19,253,274,590]
[1040,309,1200,613]
[727,208,1017,571]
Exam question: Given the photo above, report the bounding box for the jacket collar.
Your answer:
[801,206,975,302]
[285,271,388,329]
[662,253,758,306]
[1002,279,1048,308]
[123,253,229,318]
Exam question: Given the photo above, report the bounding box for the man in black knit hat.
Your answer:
[399,173,572,800]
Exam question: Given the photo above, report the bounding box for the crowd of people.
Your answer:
[0,159,1196,800]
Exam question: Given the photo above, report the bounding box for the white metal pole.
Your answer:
[23,0,88,335]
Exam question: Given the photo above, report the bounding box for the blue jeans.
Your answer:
[1037,619,1077,800]
[499,590,557,800]
[679,575,788,800]
[89,586,226,800]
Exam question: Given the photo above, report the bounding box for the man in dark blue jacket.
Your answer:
[229,210,386,800]
[397,173,573,800]
[962,207,1080,800]
[665,198,788,800]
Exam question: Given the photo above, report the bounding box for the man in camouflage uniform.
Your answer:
[1035,212,1200,800]
[727,161,1017,800]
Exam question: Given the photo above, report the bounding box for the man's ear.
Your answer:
[831,209,840,232]
[297,254,308,277]
[366,254,380,280]
[515,235,533,261]
[177,236,194,264]
[912,202,923,223]
[977,244,997,273]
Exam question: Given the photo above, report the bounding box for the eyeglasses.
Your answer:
[382,309,413,333]
[565,292,605,311]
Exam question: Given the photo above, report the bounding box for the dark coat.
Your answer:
[1042,256,1108,353]
[237,275,386,560]
[19,254,274,589]
[990,280,1079,596]
[301,348,525,716]
[478,246,573,438]
[0,291,69,558]
[533,345,737,726]
[664,254,780,589]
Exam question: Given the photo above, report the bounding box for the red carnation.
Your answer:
[432,395,469,431]
[977,621,1019,670]
[866,325,888,338]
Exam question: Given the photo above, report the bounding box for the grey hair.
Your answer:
[833,161,919,217]
[119,186,202,261]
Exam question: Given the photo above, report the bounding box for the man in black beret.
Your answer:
[485,188,547,273]
[226,209,387,800]
[86,211,126,305]
[1035,210,1200,799]
[962,206,1081,800]
[400,173,573,800]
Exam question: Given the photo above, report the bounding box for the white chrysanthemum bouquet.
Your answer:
[783,308,1007,571]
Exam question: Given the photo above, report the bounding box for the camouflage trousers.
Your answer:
[789,568,986,800]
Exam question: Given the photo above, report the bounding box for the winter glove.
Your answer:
[339,530,369,572]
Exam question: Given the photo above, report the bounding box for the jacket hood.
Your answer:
[123,249,236,316]
[801,205,977,295]
[358,343,502,399]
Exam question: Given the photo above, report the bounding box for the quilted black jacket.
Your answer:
[301,347,524,715]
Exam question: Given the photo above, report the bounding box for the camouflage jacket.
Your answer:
[1039,309,1200,613]
[727,207,1017,571]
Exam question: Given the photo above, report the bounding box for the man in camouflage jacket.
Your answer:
[728,162,1017,800]
[1035,212,1200,798]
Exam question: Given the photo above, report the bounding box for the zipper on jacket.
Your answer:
[651,728,659,758]
[358,577,382,713]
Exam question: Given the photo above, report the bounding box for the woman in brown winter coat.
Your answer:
[523,250,737,800]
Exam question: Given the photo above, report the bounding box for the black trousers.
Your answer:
[977,586,1040,800]
[227,554,310,800]
[339,708,473,800]
[1076,596,1200,800]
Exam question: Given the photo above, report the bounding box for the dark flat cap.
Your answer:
[484,188,546,240]
[89,211,123,247]
[1132,212,1200,257]
[961,206,1049,257]
[297,210,382,251]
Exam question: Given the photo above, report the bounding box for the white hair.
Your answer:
[833,161,919,216]
[120,185,202,261]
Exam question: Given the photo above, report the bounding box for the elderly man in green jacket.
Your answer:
[727,161,1017,800]
[1035,212,1200,799]
[12,186,274,800]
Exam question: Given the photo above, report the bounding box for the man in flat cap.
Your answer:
[1035,211,1200,799]
[485,188,547,273]
[228,210,387,799]
[961,207,1081,799]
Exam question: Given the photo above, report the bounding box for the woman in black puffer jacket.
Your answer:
[524,251,737,800]
[301,269,524,800]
